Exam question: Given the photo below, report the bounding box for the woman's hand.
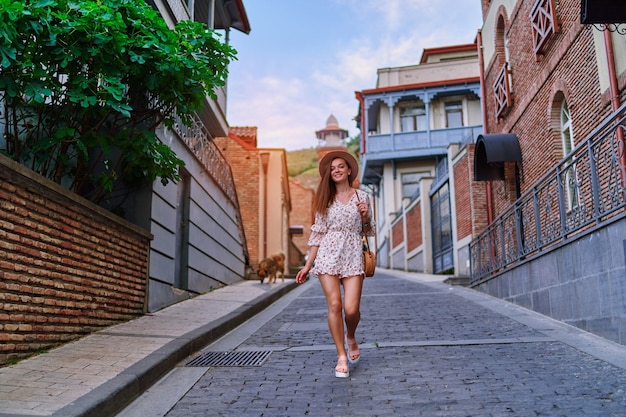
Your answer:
[297,247,317,284]
[295,266,310,284]
[356,201,369,221]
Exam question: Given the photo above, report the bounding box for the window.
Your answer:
[0,101,5,152]
[494,63,512,118]
[401,172,423,199]
[400,106,426,132]
[494,15,513,119]
[560,100,578,209]
[445,102,463,128]
[561,100,574,155]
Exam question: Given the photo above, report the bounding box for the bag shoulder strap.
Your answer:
[354,190,370,251]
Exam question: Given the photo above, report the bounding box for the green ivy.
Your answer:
[0,0,237,206]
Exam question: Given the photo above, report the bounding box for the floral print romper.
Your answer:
[308,189,375,278]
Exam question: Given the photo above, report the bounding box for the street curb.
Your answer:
[51,281,299,417]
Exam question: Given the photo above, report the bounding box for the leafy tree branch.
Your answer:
[0,0,237,206]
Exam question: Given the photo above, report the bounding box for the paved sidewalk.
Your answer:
[0,279,298,417]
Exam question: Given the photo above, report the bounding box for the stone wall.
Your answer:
[473,216,626,346]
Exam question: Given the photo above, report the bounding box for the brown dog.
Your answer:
[270,253,285,283]
[257,257,277,284]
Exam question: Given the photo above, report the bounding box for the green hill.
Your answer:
[286,147,320,190]
[286,137,361,191]
[286,147,318,177]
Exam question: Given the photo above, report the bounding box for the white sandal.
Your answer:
[346,337,361,364]
[335,356,349,378]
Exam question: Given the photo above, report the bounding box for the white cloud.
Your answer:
[341,0,434,28]
[226,0,483,151]
[228,75,335,149]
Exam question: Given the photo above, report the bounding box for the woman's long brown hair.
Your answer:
[313,157,353,216]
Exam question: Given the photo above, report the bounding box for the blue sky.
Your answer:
[226,0,484,150]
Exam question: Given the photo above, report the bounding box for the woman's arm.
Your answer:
[356,191,375,236]
[296,246,318,284]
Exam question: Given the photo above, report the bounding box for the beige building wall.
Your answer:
[376,57,479,88]
[260,149,291,265]
[217,128,291,275]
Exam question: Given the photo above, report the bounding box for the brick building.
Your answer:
[215,127,292,276]
[356,1,626,346]
[470,0,626,345]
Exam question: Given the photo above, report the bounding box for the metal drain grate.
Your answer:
[185,351,272,367]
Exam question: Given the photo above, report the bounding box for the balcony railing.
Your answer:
[366,125,482,155]
[470,102,626,283]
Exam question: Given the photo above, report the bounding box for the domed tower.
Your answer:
[315,114,359,187]
[315,114,349,148]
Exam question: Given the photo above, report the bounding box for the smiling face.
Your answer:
[330,157,351,184]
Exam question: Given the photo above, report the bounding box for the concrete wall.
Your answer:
[146,127,246,312]
[473,216,626,346]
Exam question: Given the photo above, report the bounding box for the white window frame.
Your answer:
[560,99,578,209]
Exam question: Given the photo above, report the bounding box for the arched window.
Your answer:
[495,15,507,67]
[560,99,579,209]
[494,13,512,118]
[560,100,574,156]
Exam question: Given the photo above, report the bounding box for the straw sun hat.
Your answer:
[318,150,359,179]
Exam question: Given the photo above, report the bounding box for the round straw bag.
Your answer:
[363,239,376,277]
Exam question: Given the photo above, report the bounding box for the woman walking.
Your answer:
[295,150,375,378]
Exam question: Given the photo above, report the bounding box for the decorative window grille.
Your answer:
[493,63,512,118]
[530,0,559,59]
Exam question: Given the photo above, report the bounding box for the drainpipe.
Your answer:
[603,30,626,172]
[356,91,366,155]
[477,29,494,225]
[260,152,270,259]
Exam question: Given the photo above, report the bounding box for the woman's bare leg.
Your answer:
[318,274,348,374]
[342,275,364,361]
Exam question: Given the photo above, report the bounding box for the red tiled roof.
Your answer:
[229,126,258,148]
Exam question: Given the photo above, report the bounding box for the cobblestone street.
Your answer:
[158,271,626,416]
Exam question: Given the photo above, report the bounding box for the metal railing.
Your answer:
[470,103,626,282]
[172,112,237,204]
[367,125,483,154]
